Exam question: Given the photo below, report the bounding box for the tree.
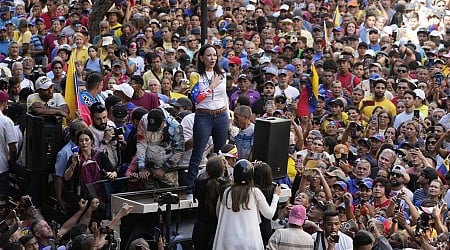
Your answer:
[88,0,115,41]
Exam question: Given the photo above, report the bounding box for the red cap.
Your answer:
[228,56,242,65]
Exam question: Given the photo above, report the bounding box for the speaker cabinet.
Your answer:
[252,117,290,179]
[25,113,64,172]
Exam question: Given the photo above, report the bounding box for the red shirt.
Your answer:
[103,73,129,90]
[131,92,160,111]
[40,12,59,30]
[336,72,361,95]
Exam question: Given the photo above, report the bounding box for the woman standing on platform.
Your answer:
[184,44,229,194]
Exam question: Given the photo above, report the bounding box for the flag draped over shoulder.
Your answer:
[64,56,79,120]
[297,64,319,116]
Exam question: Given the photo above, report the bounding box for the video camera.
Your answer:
[157,192,179,206]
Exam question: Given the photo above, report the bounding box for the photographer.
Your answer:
[88,102,125,170]
[312,210,353,249]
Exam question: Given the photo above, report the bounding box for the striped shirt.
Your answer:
[267,228,314,250]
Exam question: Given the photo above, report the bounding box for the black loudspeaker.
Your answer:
[25,113,64,172]
[252,117,290,179]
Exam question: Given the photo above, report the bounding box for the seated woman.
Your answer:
[64,129,117,200]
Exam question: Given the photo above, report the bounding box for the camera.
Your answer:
[157,192,179,206]
[100,227,115,235]
[330,233,340,243]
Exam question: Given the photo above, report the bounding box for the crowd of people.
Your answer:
[0,0,450,249]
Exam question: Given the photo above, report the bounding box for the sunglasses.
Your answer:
[427,141,437,145]
[398,70,407,73]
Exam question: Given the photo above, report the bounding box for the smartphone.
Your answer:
[24,197,33,209]
[225,6,231,11]
[413,110,420,120]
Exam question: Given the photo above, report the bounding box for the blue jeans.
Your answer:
[184,112,229,190]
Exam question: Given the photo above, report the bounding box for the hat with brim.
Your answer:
[112,83,134,99]
[219,145,238,158]
[288,205,307,227]
[35,76,54,90]
[147,109,165,132]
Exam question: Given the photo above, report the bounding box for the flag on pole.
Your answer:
[333,7,342,28]
[297,64,319,116]
[64,55,79,120]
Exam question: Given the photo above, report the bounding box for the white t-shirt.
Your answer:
[0,112,18,173]
[311,231,353,250]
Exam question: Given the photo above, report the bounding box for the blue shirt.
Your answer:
[55,141,76,177]
[0,40,9,57]
[30,34,45,63]
[79,90,105,107]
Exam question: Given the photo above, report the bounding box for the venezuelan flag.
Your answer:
[297,64,319,116]
[64,55,79,120]
[437,157,449,183]
[333,7,342,28]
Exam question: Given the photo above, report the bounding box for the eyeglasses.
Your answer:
[391,173,403,178]
[427,141,437,145]
[171,39,180,43]
[379,115,388,119]
[162,19,171,22]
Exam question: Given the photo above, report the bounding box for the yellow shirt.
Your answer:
[18,30,32,57]
[72,46,89,65]
[416,105,428,117]
[359,96,397,118]
[110,23,123,38]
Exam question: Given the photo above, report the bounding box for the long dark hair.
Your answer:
[253,162,273,189]
[196,44,222,75]
[205,156,228,214]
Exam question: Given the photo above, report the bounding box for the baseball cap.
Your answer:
[348,0,359,6]
[357,138,370,148]
[391,165,407,177]
[229,56,242,65]
[0,90,8,102]
[246,4,256,11]
[238,74,248,81]
[358,178,373,189]
[212,40,222,47]
[35,76,54,90]
[112,60,122,67]
[325,168,346,181]
[413,89,425,100]
[147,109,165,132]
[265,67,278,76]
[288,205,307,227]
[259,56,271,64]
[172,97,193,109]
[330,99,344,107]
[284,64,295,73]
[112,83,134,98]
[280,4,289,10]
[370,133,385,142]
[263,80,275,87]
[165,48,175,54]
[278,69,288,75]
[364,49,376,57]
[333,181,348,192]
